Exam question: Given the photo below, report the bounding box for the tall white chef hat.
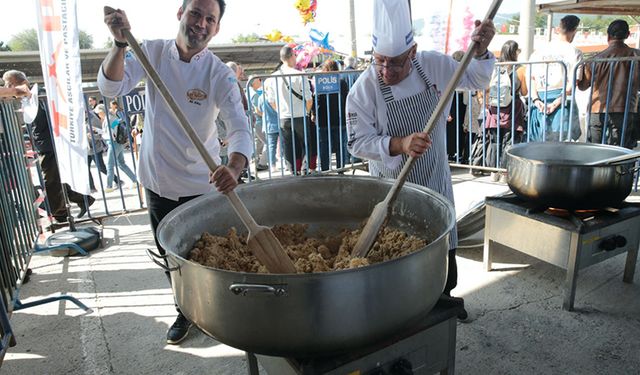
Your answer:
[372,0,415,57]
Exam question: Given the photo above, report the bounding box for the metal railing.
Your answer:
[570,55,640,149]
[0,100,92,365]
[243,69,364,179]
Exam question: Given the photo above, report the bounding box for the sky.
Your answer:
[0,0,523,56]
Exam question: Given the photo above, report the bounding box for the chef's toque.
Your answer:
[372,0,415,57]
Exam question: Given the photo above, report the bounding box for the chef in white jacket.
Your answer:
[346,0,496,318]
[99,0,253,345]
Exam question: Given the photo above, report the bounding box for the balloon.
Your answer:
[309,28,333,50]
[295,0,317,25]
[264,30,296,44]
[265,30,283,42]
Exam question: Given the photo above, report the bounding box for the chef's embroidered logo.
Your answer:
[347,112,357,127]
[187,89,207,105]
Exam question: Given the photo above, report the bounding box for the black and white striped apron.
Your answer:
[370,58,457,250]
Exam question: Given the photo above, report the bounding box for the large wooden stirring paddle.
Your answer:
[103,7,296,273]
[351,0,503,258]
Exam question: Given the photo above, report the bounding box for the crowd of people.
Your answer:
[453,16,640,182]
[224,16,640,182]
[218,49,362,177]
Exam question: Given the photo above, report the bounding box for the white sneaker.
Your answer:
[105,186,117,193]
[499,173,508,184]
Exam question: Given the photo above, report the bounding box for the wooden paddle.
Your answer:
[103,7,296,273]
[351,0,504,258]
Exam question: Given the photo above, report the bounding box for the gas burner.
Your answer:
[545,207,601,217]
[543,207,619,228]
[484,196,640,311]
[248,297,463,374]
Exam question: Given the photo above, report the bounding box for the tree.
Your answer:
[232,33,262,43]
[79,31,93,49]
[8,29,39,51]
[581,15,634,33]
[104,37,114,49]
[506,13,549,32]
[7,28,94,51]
[0,41,10,51]
[103,36,141,49]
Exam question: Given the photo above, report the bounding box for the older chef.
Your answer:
[346,0,496,319]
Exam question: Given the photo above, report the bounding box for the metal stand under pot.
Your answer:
[483,194,640,311]
[246,296,463,375]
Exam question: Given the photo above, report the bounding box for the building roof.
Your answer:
[0,42,284,85]
[537,0,640,15]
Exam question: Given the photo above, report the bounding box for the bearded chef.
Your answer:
[346,0,496,320]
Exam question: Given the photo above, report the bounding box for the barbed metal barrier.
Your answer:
[447,60,574,175]
[243,69,364,180]
[0,100,43,359]
[447,57,638,189]
[0,99,93,365]
[7,57,640,235]
[236,59,638,190]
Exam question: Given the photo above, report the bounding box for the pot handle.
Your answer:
[229,283,287,297]
[617,165,640,176]
[146,248,180,272]
[587,150,640,166]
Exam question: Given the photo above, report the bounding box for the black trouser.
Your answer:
[443,249,458,296]
[587,112,638,149]
[280,116,317,172]
[39,151,89,219]
[145,188,201,313]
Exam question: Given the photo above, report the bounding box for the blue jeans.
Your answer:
[266,132,279,166]
[106,141,137,188]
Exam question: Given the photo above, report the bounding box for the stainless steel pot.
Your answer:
[506,142,639,209]
[154,176,455,357]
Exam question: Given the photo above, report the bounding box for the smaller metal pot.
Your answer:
[506,142,639,209]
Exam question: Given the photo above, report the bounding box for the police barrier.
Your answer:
[11,58,638,242]
[445,57,639,191]
[244,69,363,179]
[571,56,640,149]
[0,100,91,364]
[453,60,574,178]
[242,60,637,190]
[80,93,145,220]
[0,100,39,308]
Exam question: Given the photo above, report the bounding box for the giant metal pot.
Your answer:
[156,176,454,357]
[506,142,637,209]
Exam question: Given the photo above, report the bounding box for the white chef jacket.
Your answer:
[98,40,253,200]
[346,50,494,171]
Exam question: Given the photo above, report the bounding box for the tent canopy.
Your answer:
[537,0,640,16]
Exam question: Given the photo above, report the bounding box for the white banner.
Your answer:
[35,0,89,194]
[413,0,488,54]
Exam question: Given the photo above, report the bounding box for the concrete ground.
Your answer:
[3,170,640,375]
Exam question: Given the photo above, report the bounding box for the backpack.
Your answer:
[488,68,513,108]
[111,119,129,145]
